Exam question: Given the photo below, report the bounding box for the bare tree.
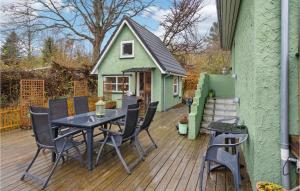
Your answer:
[160,0,206,54]
[1,1,40,59]
[1,0,153,64]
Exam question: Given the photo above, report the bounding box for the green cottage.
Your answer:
[91,17,187,112]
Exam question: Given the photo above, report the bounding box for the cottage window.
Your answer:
[104,76,129,92]
[120,40,134,58]
[173,77,179,95]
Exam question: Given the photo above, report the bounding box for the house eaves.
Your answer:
[216,0,241,50]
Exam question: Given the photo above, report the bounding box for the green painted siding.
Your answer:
[162,75,182,111]
[232,0,299,188]
[97,24,182,111]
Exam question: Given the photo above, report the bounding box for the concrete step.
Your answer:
[205,103,236,111]
[214,110,236,116]
[201,121,210,128]
[204,108,236,116]
[204,109,214,115]
[207,98,235,104]
[201,97,237,130]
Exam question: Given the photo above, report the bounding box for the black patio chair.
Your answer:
[110,95,138,131]
[95,103,144,174]
[49,98,86,144]
[73,96,89,115]
[21,106,83,189]
[73,96,104,137]
[135,101,159,156]
[199,133,248,191]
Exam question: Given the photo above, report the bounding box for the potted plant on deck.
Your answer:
[208,89,215,98]
[178,115,188,135]
[256,181,287,191]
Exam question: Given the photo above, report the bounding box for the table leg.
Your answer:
[86,128,94,171]
[103,123,108,137]
[52,128,58,162]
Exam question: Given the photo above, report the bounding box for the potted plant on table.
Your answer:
[105,100,117,109]
[178,115,188,135]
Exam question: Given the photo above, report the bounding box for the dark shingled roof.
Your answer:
[125,17,186,76]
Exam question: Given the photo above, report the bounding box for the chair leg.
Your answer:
[133,139,145,161]
[21,148,41,180]
[233,171,240,191]
[81,130,87,147]
[146,129,157,148]
[117,123,123,132]
[73,146,83,167]
[95,136,108,166]
[42,152,63,189]
[111,137,131,174]
[135,136,146,157]
[199,156,206,191]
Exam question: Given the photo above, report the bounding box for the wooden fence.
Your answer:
[0,106,21,131]
[0,97,99,132]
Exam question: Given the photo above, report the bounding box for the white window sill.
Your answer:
[120,55,134,59]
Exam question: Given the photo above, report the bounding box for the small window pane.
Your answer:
[118,84,129,91]
[117,77,129,83]
[104,84,113,92]
[123,43,132,55]
[105,77,116,83]
[111,84,117,91]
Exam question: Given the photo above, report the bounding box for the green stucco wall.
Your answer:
[97,24,182,111]
[232,0,299,188]
[188,74,235,139]
[188,73,209,139]
[208,74,235,98]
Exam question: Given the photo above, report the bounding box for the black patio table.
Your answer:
[205,121,248,134]
[51,109,126,171]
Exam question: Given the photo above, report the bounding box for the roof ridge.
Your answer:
[125,17,162,41]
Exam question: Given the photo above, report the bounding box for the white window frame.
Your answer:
[120,40,134,58]
[103,76,130,93]
[173,76,179,96]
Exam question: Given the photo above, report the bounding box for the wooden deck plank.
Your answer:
[175,138,203,191]
[185,134,209,191]
[0,106,252,191]
[165,140,196,191]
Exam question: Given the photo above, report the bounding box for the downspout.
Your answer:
[163,73,171,111]
[280,0,290,189]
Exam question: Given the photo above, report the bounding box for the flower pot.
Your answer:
[178,123,188,135]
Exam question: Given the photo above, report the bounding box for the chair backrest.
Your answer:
[30,105,49,113]
[140,101,159,130]
[74,96,89,115]
[30,106,54,148]
[122,103,139,140]
[48,98,68,120]
[122,95,137,110]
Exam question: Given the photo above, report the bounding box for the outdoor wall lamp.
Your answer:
[232,73,237,80]
[233,97,240,105]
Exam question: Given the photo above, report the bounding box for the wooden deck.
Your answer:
[0,106,251,191]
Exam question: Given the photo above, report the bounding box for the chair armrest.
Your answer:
[54,129,82,141]
[100,128,123,136]
[51,125,61,129]
[211,133,248,147]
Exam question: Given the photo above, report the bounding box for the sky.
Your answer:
[0,0,217,54]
